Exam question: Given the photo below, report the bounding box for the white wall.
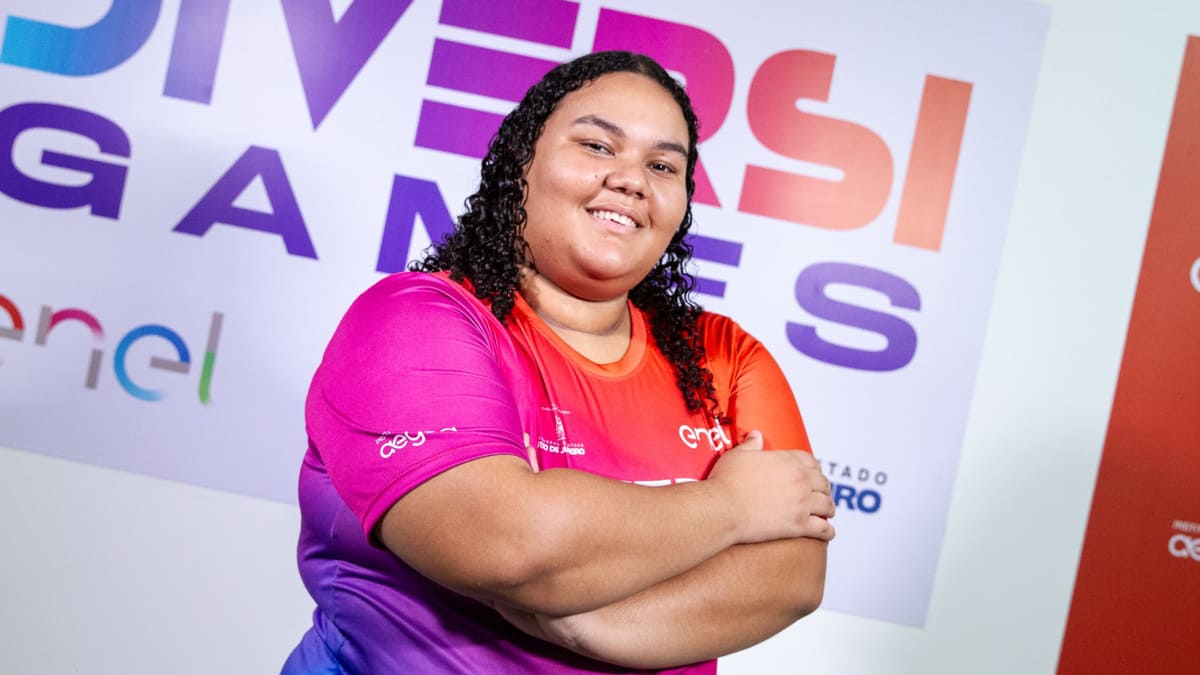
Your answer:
[0,447,313,674]
[3,0,1198,673]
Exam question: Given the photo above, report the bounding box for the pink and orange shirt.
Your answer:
[285,272,810,674]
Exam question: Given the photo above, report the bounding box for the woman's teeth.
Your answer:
[591,210,636,228]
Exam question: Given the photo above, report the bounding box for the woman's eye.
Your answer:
[650,161,677,174]
[583,141,610,154]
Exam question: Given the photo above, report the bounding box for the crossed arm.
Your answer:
[479,324,835,667]
[495,538,827,669]
[380,432,833,669]
[360,282,833,668]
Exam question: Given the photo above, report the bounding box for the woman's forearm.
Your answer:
[500,537,828,669]
[379,444,828,617]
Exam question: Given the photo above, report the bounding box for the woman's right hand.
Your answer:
[706,430,836,544]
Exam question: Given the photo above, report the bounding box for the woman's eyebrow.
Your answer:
[571,114,688,157]
[572,114,624,137]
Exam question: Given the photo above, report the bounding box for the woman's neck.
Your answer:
[520,268,632,363]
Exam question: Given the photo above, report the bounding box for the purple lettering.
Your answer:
[0,102,130,218]
[173,146,316,258]
[281,0,414,128]
[427,40,557,102]
[787,262,920,372]
[686,234,743,298]
[438,0,579,47]
[163,0,232,103]
[376,175,455,274]
[417,42,558,158]
[415,100,502,160]
[419,0,580,158]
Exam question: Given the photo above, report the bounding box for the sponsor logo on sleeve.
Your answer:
[375,427,457,459]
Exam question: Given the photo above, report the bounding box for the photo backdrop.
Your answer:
[0,0,1049,626]
[1,1,1198,673]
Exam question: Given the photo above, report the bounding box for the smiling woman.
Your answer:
[521,72,690,311]
[283,51,834,674]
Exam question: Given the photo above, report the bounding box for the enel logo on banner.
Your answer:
[0,294,223,403]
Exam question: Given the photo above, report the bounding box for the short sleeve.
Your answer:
[306,273,532,535]
[700,313,812,453]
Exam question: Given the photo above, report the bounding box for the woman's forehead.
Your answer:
[545,72,688,141]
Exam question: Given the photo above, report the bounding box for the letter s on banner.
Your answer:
[740,50,893,230]
[788,262,920,372]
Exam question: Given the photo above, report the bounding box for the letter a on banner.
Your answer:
[173,146,317,258]
[1057,35,1200,675]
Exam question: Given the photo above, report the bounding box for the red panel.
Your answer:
[1058,35,1200,675]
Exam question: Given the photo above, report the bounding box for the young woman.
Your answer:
[284,51,834,674]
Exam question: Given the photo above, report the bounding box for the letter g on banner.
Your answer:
[1,1,161,76]
[0,103,131,218]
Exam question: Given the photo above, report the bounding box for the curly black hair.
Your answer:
[412,51,718,416]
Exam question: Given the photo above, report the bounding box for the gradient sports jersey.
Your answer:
[508,290,811,484]
[284,272,810,674]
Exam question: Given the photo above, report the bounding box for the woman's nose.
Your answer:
[604,161,646,198]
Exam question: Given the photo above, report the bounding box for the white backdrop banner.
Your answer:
[0,0,1049,626]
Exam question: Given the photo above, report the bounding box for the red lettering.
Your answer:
[739,50,893,230]
[894,75,972,251]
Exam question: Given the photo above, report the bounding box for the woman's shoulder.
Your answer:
[316,273,514,388]
[349,271,487,317]
[696,309,770,364]
[323,272,500,352]
[697,309,754,341]
[358,270,472,301]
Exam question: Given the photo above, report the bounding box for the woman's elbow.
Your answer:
[789,577,825,620]
[462,523,582,614]
[784,542,827,620]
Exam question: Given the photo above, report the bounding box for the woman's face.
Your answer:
[521,71,690,302]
